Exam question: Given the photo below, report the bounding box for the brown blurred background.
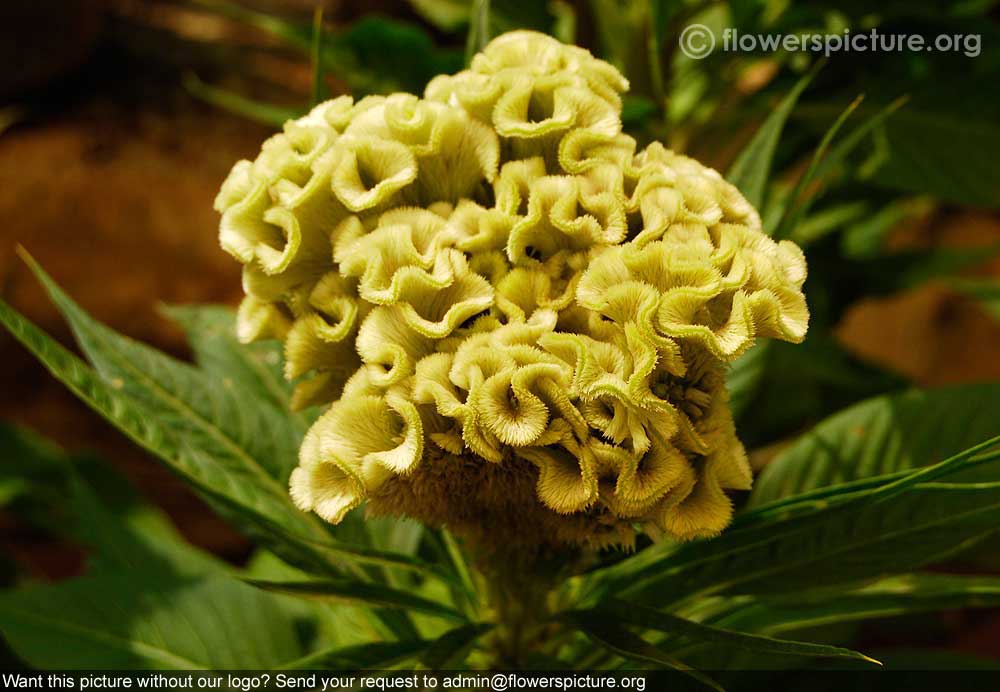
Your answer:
[1,0,999,658]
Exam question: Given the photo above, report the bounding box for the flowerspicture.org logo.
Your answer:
[679,25,983,59]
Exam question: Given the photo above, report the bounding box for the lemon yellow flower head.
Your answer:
[215,31,808,549]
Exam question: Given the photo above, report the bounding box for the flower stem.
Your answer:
[476,546,581,668]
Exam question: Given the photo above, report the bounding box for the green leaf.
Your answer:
[870,108,1000,208]
[161,304,288,405]
[409,0,559,37]
[422,528,479,620]
[746,434,1000,526]
[13,254,369,570]
[440,529,477,600]
[421,623,494,668]
[574,621,722,691]
[0,301,299,565]
[0,277,419,581]
[0,574,306,669]
[22,253,302,484]
[767,94,864,238]
[322,543,466,589]
[725,342,770,420]
[245,578,467,622]
[950,277,1000,321]
[183,73,298,128]
[715,573,1000,637]
[191,0,310,48]
[635,480,1000,606]
[243,549,381,651]
[562,600,878,664]
[0,303,450,634]
[646,0,676,109]
[328,18,464,95]
[621,95,659,129]
[161,304,312,431]
[726,66,818,210]
[772,96,906,240]
[407,0,470,32]
[727,334,907,446]
[750,383,1000,507]
[0,423,69,506]
[281,639,431,670]
[0,422,221,577]
[466,0,491,64]
[789,200,869,247]
[194,2,461,96]
[550,0,577,44]
[890,244,1000,290]
[310,8,329,106]
[1,432,226,580]
[65,467,224,577]
[839,198,929,259]
[586,436,1000,607]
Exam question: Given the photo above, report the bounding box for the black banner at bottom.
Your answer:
[3,670,1000,692]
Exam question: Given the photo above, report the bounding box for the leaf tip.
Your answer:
[863,653,884,666]
[14,244,35,268]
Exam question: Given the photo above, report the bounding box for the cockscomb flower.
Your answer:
[215,31,808,549]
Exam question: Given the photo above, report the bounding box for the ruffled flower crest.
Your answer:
[216,31,809,548]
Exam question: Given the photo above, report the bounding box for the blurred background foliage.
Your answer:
[0,0,999,672]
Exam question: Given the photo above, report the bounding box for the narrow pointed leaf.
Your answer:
[583,435,1000,608]
[779,97,908,241]
[717,573,1000,636]
[0,295,345,575]
[725,342,770,420]
[22,251,301,484]
[441,529,477,601]
[195,1,462,95]
[0,575,306,670]
[869,106,1000,208]
[0,423,221,576]
[726,66,819,210]
[627,483,1000,606]
[421,623,494,669]
[0,273,450,588]
[0,280,457,651]
[768,93,863,238]
[183,73,297,127]
[311,8,329,105]
[574,621,722,692]
[564,601,877,664]
[245,579,467,622]
[465,0,491,64]
[160,304,294,418]
[65,469,224,577]
[281,639,431,670]
[191,0,310,47]
[750,383,1000,508]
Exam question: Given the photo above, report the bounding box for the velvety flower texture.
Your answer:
[215,31,809,548]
